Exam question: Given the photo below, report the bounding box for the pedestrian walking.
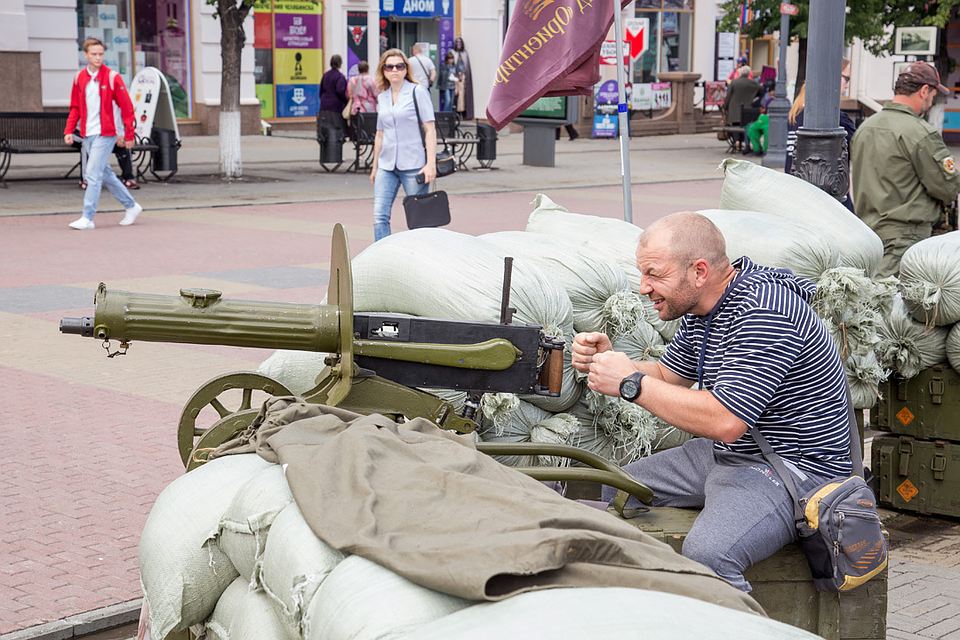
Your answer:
[319,54,348,133]
[851,61,959,276]
[347,60,378,116]
[370,48,436,241]
[409,43,436,90]
[64,37,142,230]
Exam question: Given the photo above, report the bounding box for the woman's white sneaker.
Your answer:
[119,203,143,226]
[68,216,95,230]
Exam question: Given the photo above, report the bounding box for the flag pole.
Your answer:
[613,1,633,223]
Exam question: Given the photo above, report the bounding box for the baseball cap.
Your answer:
[898,62,949,95]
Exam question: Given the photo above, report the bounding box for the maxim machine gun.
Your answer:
[60,224,653,507]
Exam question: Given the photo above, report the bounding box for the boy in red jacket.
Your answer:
[64,38,142,230]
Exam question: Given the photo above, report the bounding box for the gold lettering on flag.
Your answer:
[494,5,580,85]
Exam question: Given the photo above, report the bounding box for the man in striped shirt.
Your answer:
[572,212,852,592]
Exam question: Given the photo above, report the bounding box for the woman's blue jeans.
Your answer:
[440,88,455,111]
[373,167,427,241]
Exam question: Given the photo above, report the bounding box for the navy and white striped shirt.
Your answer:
[659,257,852,478]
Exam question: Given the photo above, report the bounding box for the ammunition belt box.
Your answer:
[626,507,887,640]
[872,364,960,442]
[872,434,960,519]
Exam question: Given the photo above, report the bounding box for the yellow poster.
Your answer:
[273,0,322,14]
[274,48,321,84]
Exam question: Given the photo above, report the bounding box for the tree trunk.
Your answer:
[219,0,244,178]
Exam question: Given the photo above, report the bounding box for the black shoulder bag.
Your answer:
[412,85,455,178]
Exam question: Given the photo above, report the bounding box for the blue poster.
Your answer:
[439,17,454,59]
[276,84,319,117]
[592,80,619,138]
[380,0,452,18]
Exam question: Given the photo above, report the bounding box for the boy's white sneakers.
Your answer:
[119,203,143,226]
[68,216,95,230]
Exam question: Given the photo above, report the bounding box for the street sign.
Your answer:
[780,3,798,15]
[599,40,628,66]
[624,17,649,61]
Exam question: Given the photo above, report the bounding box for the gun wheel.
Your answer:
[177,372,292,468]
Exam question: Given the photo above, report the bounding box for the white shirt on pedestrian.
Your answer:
[85,67,102,137]
[410,54,435,88]
[376,81,434,171]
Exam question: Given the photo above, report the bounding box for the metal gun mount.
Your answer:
[61,225,653,507]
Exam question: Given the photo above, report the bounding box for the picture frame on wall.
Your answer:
[894,26,938,56]
[892,61,912,90]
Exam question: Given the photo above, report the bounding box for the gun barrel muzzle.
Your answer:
[60,316,95,337]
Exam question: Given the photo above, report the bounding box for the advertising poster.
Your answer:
[274,0,322,118]
[439,17,454,59]
[631,82,672,111]
[253,0,274,118]
[346,11,368,78]
[591,80,618,138]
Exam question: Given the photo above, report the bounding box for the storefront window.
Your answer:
[134,0,192,118]
[632,4,693,84]
[76,0,134,85]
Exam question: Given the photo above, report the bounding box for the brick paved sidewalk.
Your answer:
[2,177,959,639]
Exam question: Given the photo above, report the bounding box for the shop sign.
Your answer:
[275,48,321,84]
[130,66,180,140]
[631,82,671,111]
[346,11,368,78]
[380,0,453,18]
[624,18,648,61]
[275,13,320,49]
[276,84,320,117]
[599,40,628,66]
[273,0,321,14]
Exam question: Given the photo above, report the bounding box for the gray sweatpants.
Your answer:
[601,438,827,592]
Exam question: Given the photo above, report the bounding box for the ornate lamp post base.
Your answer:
[793,127,848,200]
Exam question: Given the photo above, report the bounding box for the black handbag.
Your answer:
[403,191,451,229]
[412,86,456,178]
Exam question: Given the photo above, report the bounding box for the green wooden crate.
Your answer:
[872,434,960,518]
[873,364,960,442]
[622,507,887,640]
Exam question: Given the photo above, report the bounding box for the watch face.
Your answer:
[620,379,640,400]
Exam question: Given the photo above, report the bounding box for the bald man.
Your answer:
[572,212,852,592]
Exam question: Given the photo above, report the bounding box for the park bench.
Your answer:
[0,111,175,187]
[348,112,377,173]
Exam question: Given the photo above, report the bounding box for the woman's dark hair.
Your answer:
[330,54,342,69]
[763,79,776,93]
[445,51,454,62]
[358,60,369,73]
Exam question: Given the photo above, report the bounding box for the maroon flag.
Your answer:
[486,0,630,129]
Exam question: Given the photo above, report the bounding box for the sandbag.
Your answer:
[613,320,667,361]
[877,295,949,379]
[524,194,643,288]
[228,584,299,640]
[568,392,667,464]
[481,230,645,338]
[257,350,325,395]
[477,394,579,466]
[204,577,249,640]
[899,231,960,326]
[948,323,960,375]
[215,464,294,582]
[411,587,820,640]
[813,267,888,359]
[352,228,580,412]
[718,159,883,275]
[139,454,271,639]
[258,501,345,627]
[303,555,472,640]
[844,351,887,410]
[697,209,840,281]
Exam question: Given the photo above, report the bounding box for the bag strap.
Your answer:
[748,384,863,524]
[415,56,430,84]
[411,84,427,155]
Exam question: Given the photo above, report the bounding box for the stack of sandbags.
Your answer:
[876,294,949,379]
[478,394,580,467]
[480,230,645,339]
[352,228,581,413]
[948,323,960,375]
[718,159,883,276]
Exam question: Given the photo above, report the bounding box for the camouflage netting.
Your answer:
[480,230,645,339]
[718,158,883,276]
[899,231,960,327]
[352,228,581,412]
[877,295,949,380]
[948,323,960,376]
[477,394,580,467]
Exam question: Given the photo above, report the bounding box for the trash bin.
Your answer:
[151,127,178,173]
[477,123,497,165]
[319,125,344,166]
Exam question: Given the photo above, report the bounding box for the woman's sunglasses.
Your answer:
[384,63,407,72]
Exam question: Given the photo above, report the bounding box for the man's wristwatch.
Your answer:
[619,371,645,402]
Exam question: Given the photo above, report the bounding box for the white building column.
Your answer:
[0,0,30,51]
[459,0,500,121]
